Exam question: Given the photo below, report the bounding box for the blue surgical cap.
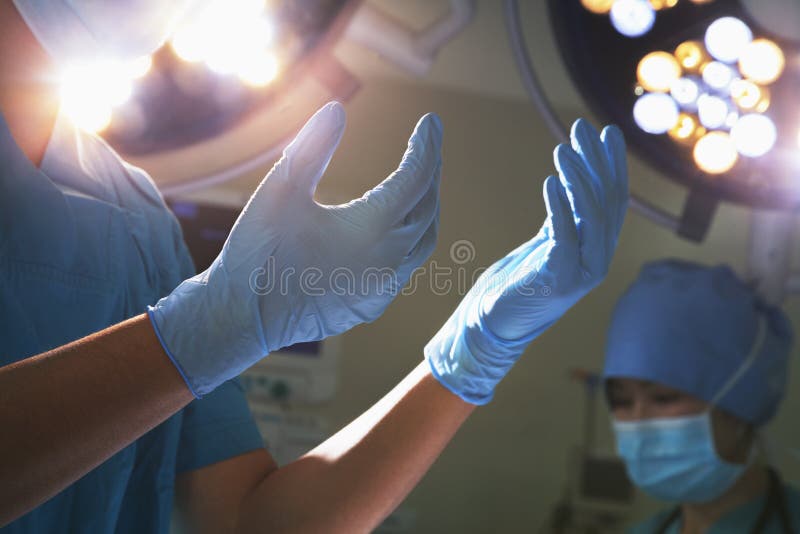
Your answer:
[603,259,793,426]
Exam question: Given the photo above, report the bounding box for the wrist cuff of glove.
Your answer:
[147,306,202,399]
[424,355,494,406]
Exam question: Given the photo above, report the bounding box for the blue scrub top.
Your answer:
[0,113,264,533]
[629,484,800,533]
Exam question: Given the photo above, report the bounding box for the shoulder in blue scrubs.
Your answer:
[630,484,800,533]
[0,112,264,534]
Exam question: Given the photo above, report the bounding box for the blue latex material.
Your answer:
[149,102,443,397]
[425,119,629,404]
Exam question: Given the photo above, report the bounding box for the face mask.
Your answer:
[11,1,197,65]
[613,411,751,503]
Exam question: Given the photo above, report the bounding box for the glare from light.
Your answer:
[205,17,274,74]
[693,131,738,174]
[704,17,752,63]
[731,114,777,157]
[674,41,707,72]
[755,92,771,113]
[610,0,656,38]
[59,61,136,132]
[702,61,735,91]
[637,52,681,92]
[738,39,785,85]
[237,51,279,87]
[670,77,700,108]
[128,56,153,79]
[725,111,739,129]
[171,1,279,86]
[729,79,763,110]
[649,0,678,9]
[633,93,680,134]
[171,26,212,63]
[697,94,729,129]
[668,113,703,144]
[580,0,614,14]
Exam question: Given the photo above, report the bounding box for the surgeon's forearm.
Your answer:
[0,314,193,526]
[235,361,474,534]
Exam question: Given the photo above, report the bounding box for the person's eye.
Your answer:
[609,396,633,409]
[653,393,681,404]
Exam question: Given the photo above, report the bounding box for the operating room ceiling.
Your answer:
[335,0,585,109]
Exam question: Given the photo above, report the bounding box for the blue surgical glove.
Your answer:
[424,119,628,405]
[149,102,442,397]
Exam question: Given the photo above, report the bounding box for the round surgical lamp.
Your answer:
[72,0,474,197]
[506,0,800,244]
[90,0,363,196]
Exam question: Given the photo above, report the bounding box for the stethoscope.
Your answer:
[655,468,794,534]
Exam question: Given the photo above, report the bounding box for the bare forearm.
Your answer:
[0,314,193,525]
[236,361,475,534]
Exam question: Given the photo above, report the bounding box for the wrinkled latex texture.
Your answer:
[425,119,629,405]
[150,102,443,396]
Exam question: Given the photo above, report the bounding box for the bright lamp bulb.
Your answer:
[634,93,680,134]
[637,52,682,92]
[670,77,700,108]
[674,41,707,72]
[697,94,729,129]
[580,0,614,14]
[610,0,656,38]
[729,79,763,110]
[704,17,752,63]
[702,61,735,91]
[668,113,703,144]
[59,62,136,133]
[738,39,785,85]
[730,114,777,157]
[694,131,738,174]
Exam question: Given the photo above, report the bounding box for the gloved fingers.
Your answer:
[400,159,441,234]
[554,144,605,271]
[362,113,443,227]
[397,210,440,284]
[570,119,611,206]
[600,124,629,238]
[543,175,578,246]
[275,101,347,197]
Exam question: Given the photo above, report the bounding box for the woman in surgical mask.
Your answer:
[603,260,798,533]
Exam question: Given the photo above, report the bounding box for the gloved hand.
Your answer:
[425,119,628,405]
[149,102,442,397]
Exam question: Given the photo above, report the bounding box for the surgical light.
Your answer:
[668,113,703,144]
[701,61,735,91]
[637,51,681,92]
[59,61,138,133]
[171,0,278,85]
[544,0,800,236]
[649,0,679,10]
[738,39,785,85]
[697,94,728,129]
[693,131,738,174]
[237,51,280,87]
[731,114,777,157]
[610,0,656,38]
[704,17,752,63]
[729,79,763,111]
[674,41,708,72]
[634,93,679,134]
[670,77,700,108]
[580,0,614,14]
